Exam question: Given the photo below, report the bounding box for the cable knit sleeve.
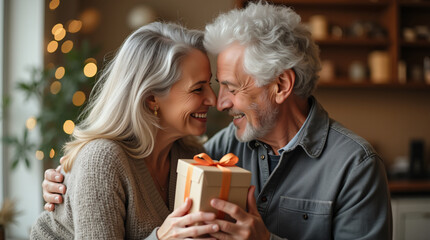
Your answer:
[68,139,127,239]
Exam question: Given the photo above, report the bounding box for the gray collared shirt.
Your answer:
[204,96,392,240]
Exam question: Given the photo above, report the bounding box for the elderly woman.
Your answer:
[31,22,219,239]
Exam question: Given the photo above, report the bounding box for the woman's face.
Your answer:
[155,49,216,138]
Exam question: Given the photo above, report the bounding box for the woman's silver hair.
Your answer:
[204,1,321,98]
[63,22,205,172]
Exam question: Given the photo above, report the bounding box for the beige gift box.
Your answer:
[174,159,252,218]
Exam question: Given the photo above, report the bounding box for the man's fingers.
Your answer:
[44,169,63,183]
[42,180,66,194]
[207,218,241,235]
[44,203,55,212]
[59,156,67,165]
[210,198,247,222]
[42,191,63,204]
[178,223,219,238]
[246,185,258,215]
[55,165,62,172]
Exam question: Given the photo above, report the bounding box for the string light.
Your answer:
[26,117,37,130]
[61,40,73,53]
[54,27,66,41]
[83,62,97,77]
[51,23,63,35]
[47,40,58,53]
[55,66,65,79]
[72,91,86,106]
[50,81,62,94]
[63,120,75,134]
[49,0,60,10]
[68,20,82,33]
[35,151,44,160]
[49,148,55,159]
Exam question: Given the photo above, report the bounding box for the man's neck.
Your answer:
[259,95,310,155]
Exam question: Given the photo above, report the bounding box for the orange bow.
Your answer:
[192,153,239,167]
[184,153,239,219]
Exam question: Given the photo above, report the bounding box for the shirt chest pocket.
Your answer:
[278,196,333,240]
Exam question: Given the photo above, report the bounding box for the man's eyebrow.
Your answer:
[215,78,239,87]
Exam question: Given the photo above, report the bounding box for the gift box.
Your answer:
[174,153,252,219]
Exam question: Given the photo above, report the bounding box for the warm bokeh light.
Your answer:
[83,62,97,77]
[54,27,66,41]
[47,40,58,53]
[63,120,75,134]
[51,23,63,35]
[50,148,55,159]
[79,8,101,34]
[26,117,37,130]
[84,57,97,64]
[61,40,73,53]
[50,81,62,94]
[68,20,82,33]
[72,91,86,106]
[55,66,65,79]
[35,150,44,160]
[49,0,60,10]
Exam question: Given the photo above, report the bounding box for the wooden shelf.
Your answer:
[237,0,430,90]
[316,38,389,47]
[389,180,430,193]
[259,0,390,7]
[318,81,430,89]
[401,40,430,48]
[399,1,430,8]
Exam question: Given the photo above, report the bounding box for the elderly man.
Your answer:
[201,2,392,240]
[42,2,392,240]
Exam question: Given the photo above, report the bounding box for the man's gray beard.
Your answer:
[235,92,278,142]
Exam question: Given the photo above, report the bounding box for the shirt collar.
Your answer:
[247,96,330,158]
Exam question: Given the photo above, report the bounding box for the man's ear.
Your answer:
[273,68,295,104]
[145,95,157,111]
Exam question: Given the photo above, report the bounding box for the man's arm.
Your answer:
[42,159,66,211]
[334,155,392,239]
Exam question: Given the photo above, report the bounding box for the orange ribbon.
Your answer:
[184,153,239,219]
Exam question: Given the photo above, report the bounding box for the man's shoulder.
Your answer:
[327,119,378,161]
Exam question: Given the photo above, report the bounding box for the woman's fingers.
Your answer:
[169,198,192,218]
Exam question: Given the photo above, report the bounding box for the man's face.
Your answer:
[216,43,278,142]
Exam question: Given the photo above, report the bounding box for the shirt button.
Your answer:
[260,155,265,160]
[261,196,267,202]
[303,213,308,220]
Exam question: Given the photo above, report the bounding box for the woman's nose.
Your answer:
[204,86,217,107]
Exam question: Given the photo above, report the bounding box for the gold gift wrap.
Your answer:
[174,154,252,218]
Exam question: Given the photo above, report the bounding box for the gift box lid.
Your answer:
[177,159,251,187]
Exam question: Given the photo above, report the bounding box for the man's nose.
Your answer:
[217,86,233,112]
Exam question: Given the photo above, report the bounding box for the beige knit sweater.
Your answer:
[31,138,200,239]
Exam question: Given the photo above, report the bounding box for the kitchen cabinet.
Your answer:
[391,197,430,240]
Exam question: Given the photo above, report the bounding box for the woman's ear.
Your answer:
[273,69,295,104]
[145,95,157,111]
